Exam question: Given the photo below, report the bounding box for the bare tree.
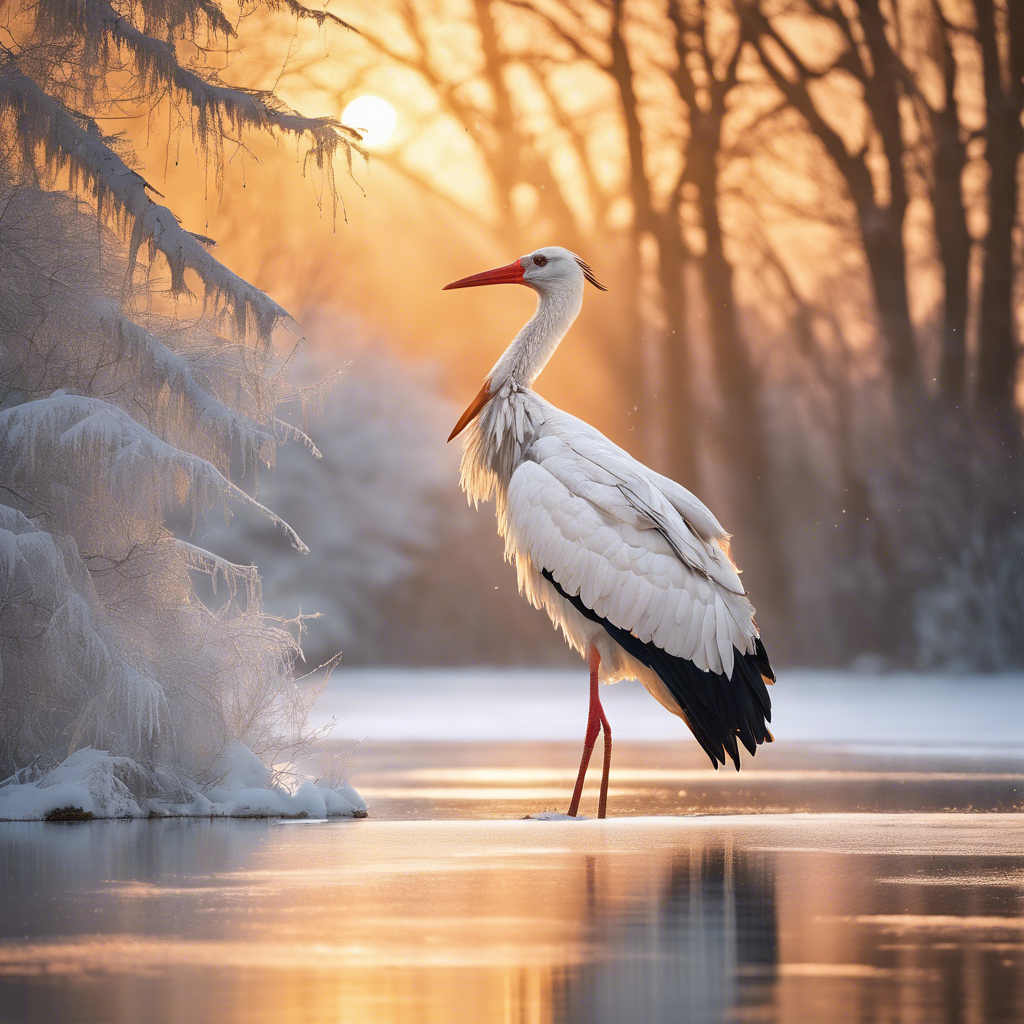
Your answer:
[917,0,974,402]
[740,0,923,396]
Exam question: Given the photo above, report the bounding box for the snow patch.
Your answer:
[320,781,366,817]
[212,742,271,789]
[0,749,141,820]
[313,667,1024,747]
[0,746,366,821]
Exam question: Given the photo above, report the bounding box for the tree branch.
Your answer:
[0,57,291,337]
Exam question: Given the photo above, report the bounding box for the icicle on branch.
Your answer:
[127,0,238,41]
[170,538,261,602]
[273,417,322,459]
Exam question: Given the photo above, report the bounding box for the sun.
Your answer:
[342,95,397,149]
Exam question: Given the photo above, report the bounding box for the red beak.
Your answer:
[443,259,525,290]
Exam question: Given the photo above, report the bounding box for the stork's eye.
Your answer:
[533,255,548,267]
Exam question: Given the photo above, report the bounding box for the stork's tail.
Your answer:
[543,570,774,770]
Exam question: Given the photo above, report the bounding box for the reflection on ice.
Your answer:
[558,842,777,1023]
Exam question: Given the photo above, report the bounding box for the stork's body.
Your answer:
[446,247,775,817]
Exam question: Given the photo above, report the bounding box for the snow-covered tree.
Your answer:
[0,0,364,814]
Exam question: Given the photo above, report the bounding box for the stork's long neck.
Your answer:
[488,277,584,389]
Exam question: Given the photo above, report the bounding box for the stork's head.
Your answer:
[444,246,606,441]
[443,246,607,295]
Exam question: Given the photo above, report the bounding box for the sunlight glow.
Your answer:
[342,95,397,149]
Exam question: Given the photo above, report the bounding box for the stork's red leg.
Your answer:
[568,646,610,818]
[597,700,612,820]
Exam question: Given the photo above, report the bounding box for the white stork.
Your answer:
[445,246,775,818]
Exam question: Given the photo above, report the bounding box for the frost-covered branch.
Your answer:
[0,505,163,765]
[40,0,358,148]
[0,180,321,484]
[0,394,309,552]
[98,300,280,470]
[274,416,321,459]
[263,0,357,33]
[171,538,260,601]
[0,57,291,336]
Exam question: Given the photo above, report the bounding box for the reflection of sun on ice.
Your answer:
[342,95,397,148]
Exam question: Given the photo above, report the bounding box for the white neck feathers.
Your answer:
[488,276,584,389]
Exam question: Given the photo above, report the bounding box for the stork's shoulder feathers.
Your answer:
[532,406,726,534]
[505,398,760,677]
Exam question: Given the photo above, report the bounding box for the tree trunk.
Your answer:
[697,200,788,602]
[607,0,697,481]
[934,165,971,402]
[859,208,918,392]
[596,231,656,465]
[928,13,972,403]
[976,141,1018,410]
[684,109,789,604]
[856,0,920,395]
[654,221,699,490]
[974,0,1023,413]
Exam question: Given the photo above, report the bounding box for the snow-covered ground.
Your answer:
[312,667,1024,749]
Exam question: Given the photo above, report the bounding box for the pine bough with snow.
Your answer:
[0,0,366,818]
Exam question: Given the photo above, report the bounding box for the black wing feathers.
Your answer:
[543,570,774,771]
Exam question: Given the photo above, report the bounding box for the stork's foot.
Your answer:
[524,811,588,821]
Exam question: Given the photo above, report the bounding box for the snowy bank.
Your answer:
[0,746,366,821]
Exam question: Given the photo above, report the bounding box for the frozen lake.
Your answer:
[1,796,1022,1024]
[1,669,1022,1023]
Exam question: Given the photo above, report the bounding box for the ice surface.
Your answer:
[0,746,366,821]
[1,809,1021,1024]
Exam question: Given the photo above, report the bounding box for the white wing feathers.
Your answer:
[506,405,759,677]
